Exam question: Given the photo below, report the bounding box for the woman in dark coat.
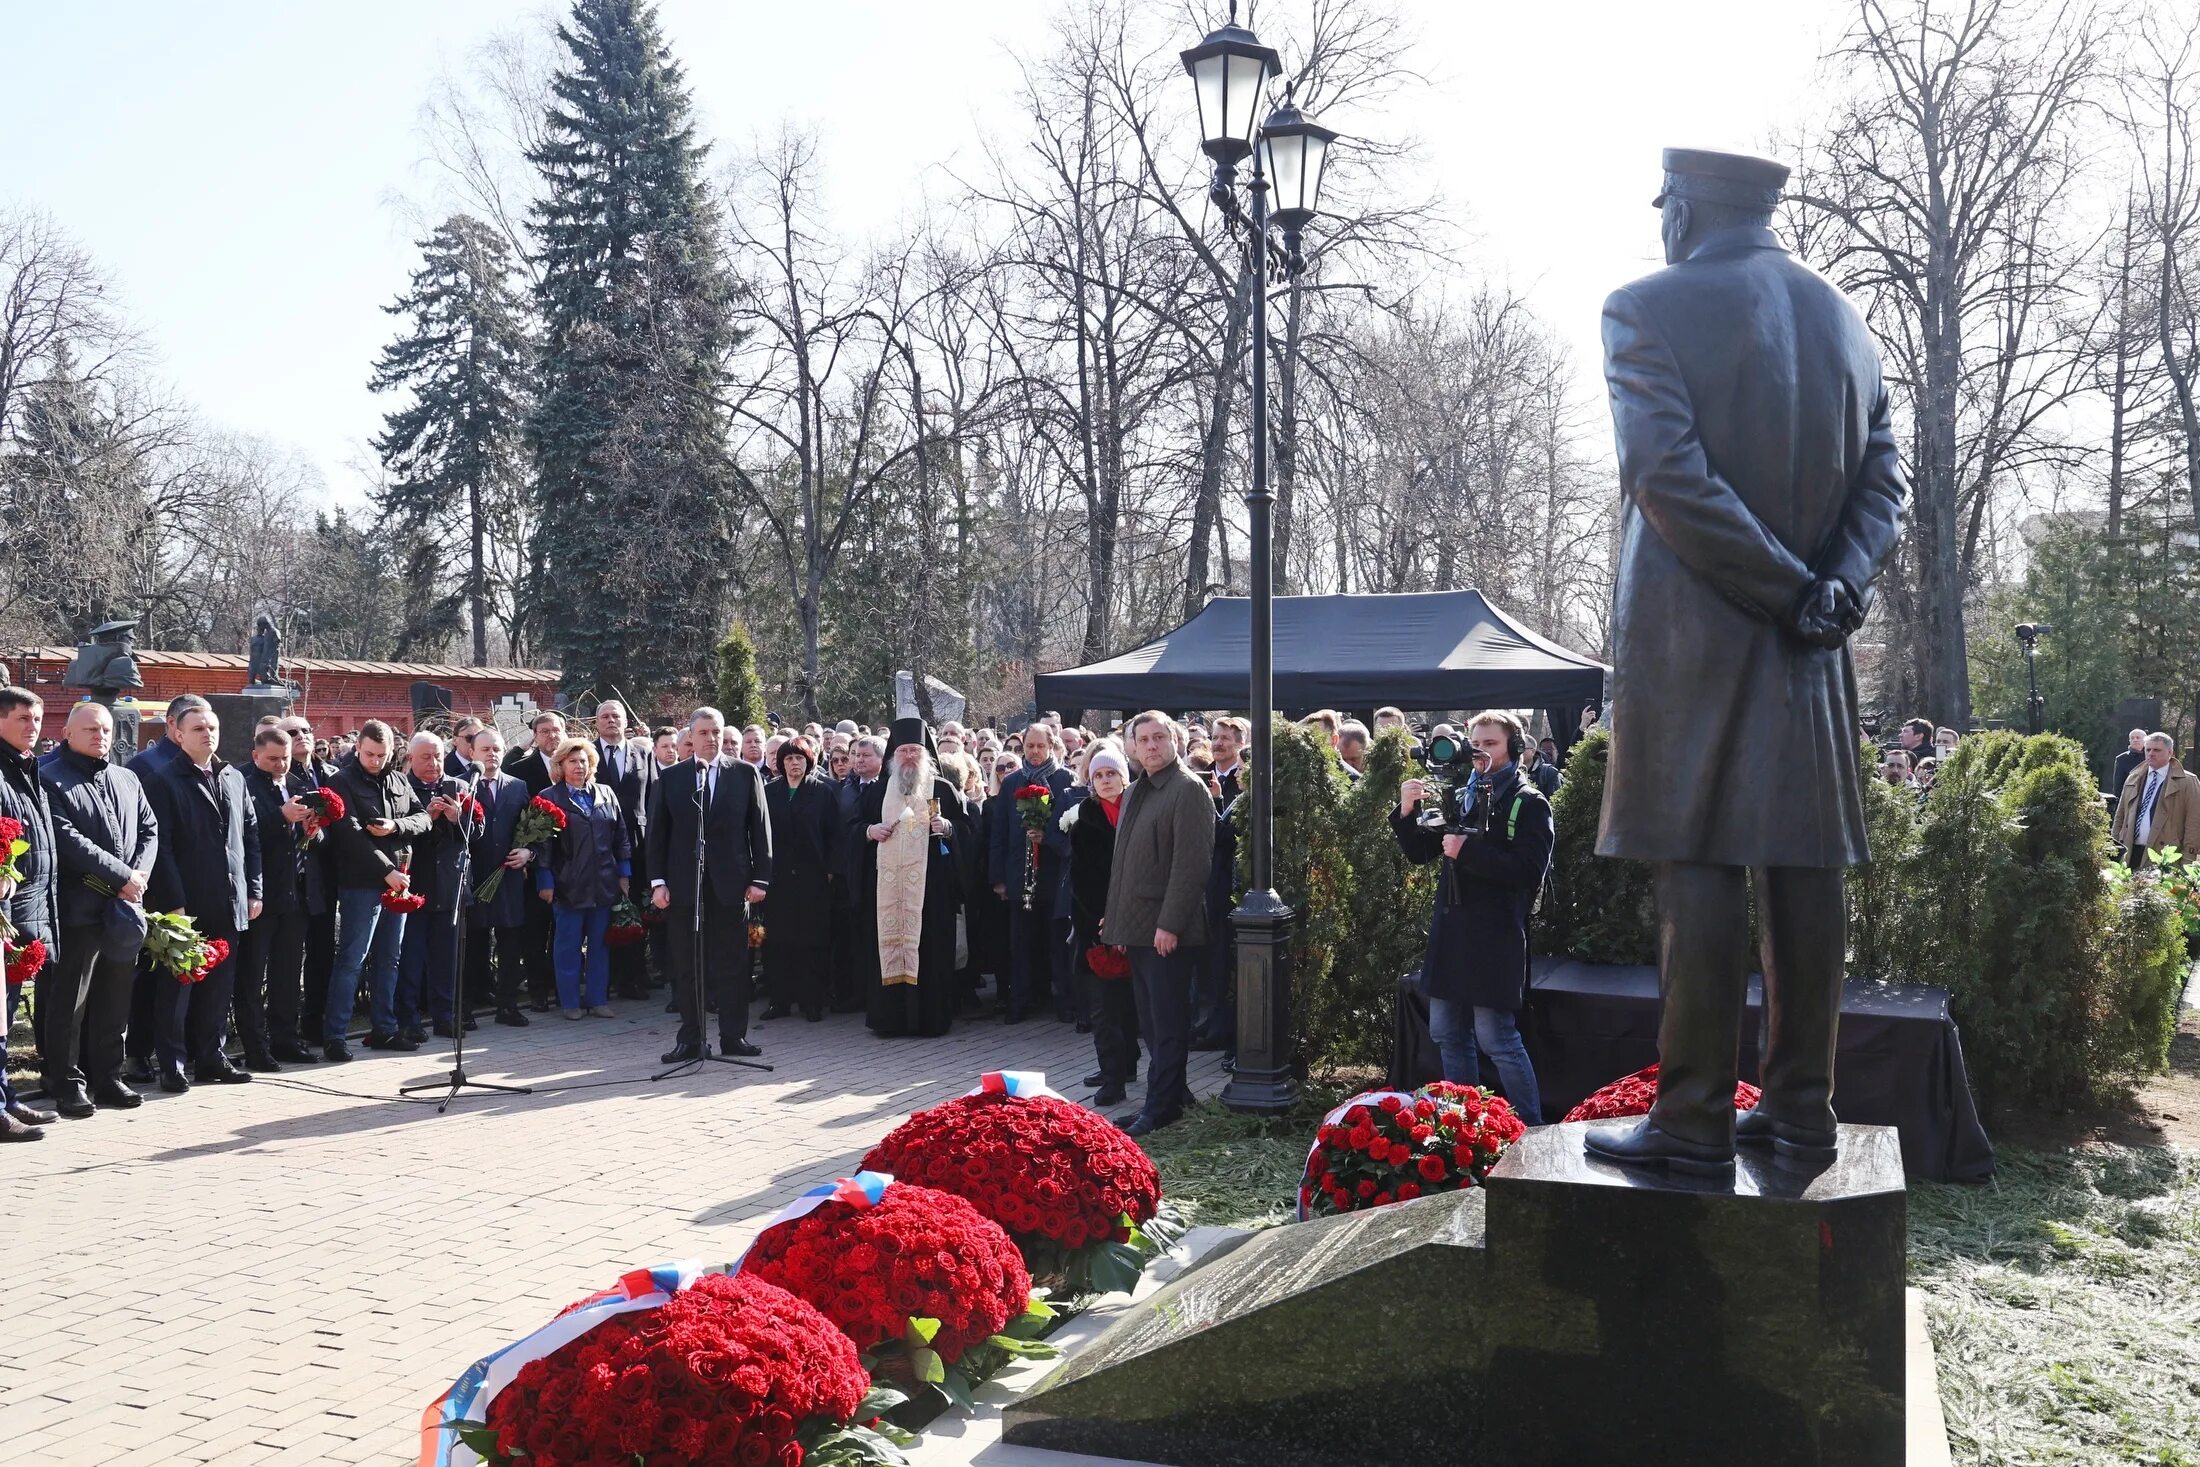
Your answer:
[759,737,839,1021]
[535,739,630,1020]
[1066,741,1139,1107]
[976,753,1023,1011]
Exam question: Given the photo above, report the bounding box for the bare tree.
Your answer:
[2121,9,2200,531]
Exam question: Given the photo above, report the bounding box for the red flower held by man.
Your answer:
[4,937,48,987]
[178,938,230,986]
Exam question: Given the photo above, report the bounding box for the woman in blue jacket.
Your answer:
[536,738,631,1020]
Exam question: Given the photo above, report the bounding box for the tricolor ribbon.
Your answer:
[1297,1089,1416,1221]
[725,1170,895,1272]
[419,1261,709,1467]
[968,1070,1063,1100]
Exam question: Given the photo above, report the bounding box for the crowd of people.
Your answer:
[10,685,1562,1144]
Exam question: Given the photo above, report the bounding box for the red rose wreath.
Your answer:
[1300,1082,1528,1219]
[1561,1062,1761,1122]
[739,1178,1056,1410]
[861,1083,1168,1295]
[460,1271,896,1467]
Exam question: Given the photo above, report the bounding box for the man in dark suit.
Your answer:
[1,686,61,1138]
[463,727,535,1027]
[2111,728,2147,817]
[502,710,564,1011]
[1586,148,1907,1175]
[39,701,160,1114]
[143,703,262,1091]
[592,700,654,999]
[120,693,211,1082]
[279,714,338,1050]
[446,717,485,779]
[239,726,317,1069]
[400,730,472,1041]
[647,706,772,1063]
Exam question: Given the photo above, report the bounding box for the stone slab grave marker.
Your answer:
[1006,1121,1909,1467]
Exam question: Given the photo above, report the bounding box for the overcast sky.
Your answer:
[1,1,1840,504]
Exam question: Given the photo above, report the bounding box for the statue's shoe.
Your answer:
[1581,1117,1735,1176]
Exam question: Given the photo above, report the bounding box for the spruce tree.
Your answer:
[524,0,733,699]
[714,620,768,730]
[368,214,532,665]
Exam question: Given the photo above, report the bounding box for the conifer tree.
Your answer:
[368,213,531,664]
[714,621,768,730]
[524,0,733,698]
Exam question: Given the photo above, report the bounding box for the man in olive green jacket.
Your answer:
[1104,711,1217,1136]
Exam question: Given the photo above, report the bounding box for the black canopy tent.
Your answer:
[1033,589,1606,717]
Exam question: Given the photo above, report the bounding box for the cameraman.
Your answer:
[1393,710,1553,1123]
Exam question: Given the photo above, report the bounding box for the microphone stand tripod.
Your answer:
[656,758,771,1081]
[403,774,534,1112]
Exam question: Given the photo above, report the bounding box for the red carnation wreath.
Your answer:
[862,1091,1169,1296]
[1562,1062,1761,1123]
[463,1272,897,1467]
[739,1180,1056,1412]
[1301,1082,1528,1219]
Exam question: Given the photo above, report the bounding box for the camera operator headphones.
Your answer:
[1471,716,1528,763]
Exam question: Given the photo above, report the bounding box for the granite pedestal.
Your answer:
[1004,1121,1907,1467]
[207,690,293,766]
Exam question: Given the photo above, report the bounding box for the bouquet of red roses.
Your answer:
[298,786,345,840]
[738,1177,1056,1414]
[3,935,46,987]
[0,813,26,886]
[442,1268,909,1467]
[1012,782,1052,911]
[381,886,426,914]
[142,911,230,985]
[862,1084,1169,1296]
[1300,1081,1528,1219]
[1562,1062,1761,1123]
[474,794,566,902]
[606,896,646,947]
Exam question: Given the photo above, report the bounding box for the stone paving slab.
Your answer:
[0,999,1227,1466]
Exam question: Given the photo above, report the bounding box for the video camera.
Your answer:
[1413,732,1487,836]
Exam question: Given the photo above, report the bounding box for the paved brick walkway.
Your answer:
[0,1000,1227,1466]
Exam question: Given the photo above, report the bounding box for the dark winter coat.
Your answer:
[1064,791,1119,954]
[539,781,630,910]
[1,739,60,948]
[405,770,472,912]
[990,761,1074,906]
[1104,759,1218,949]
[466,772,533,929]
[242,763,308,915]
[40,745,158,932]
[1598,224,1906,869]
[324,753,432,892]
[1391,762,1553,1010]
[144,757,261,934]
[760,772,840,948]
[595,737,654,882]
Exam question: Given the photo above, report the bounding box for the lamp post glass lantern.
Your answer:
[1181,7,1337,1116]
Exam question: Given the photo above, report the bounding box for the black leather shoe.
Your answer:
[803,1010,824,1022]
[7,1100,58,1125]
[195,1064,254,1085]
[401,1025,429,1045]
[1093,1084,1126,1107]
[1083,1072,1106,1088]
[158,1064,192,1093]
[272,1042,320,1064]
[124,1056,156,1085]
[759,1005,791,1021]
[1582,1117,1735,1176]
[660,1044,703,1064]
[530,996,553,1013]
[322,1042,354,1063]
[1119,1112,1178,1138]
[363,1032,419,1052]
[495,1009,530,1027]
[242,1052,284,1074]
[47,1083,96,1119]
[1734,1107,1840,1169]
[721,1039,762,1058]
[90,1080,143,1110]
[0,1111,44,1141]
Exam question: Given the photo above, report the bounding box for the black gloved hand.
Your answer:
[1790,578,1861,650]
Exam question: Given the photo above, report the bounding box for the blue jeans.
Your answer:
[2,980,17,1106]
[1427,997,1543,1125]
[327,887,406,1044]
[398,908,458,1031]
[552,905,610,1010]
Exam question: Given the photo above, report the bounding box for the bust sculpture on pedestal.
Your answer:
[61,617,145,762]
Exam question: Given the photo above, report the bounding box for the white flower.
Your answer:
[1058,802,1081,833]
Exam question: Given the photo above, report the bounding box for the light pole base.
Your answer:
[1220,888,1298,1115]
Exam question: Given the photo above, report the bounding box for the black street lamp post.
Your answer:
[1182,6,1335,1116]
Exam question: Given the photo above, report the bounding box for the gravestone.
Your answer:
[1005,1121,1907,1467]
[1005,1187,1491,1467]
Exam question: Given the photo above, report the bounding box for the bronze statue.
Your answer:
[247,611,282,688]
[1584,149,1908,1175]
[62,617,146,762]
